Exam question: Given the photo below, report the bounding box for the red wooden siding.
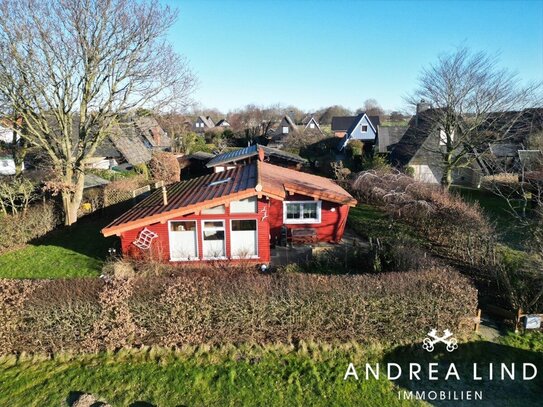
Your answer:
[119,194,349,264]
[120,198,270,263]
[267,194,349,244]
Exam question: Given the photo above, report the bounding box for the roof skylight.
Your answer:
[209,178,231,187]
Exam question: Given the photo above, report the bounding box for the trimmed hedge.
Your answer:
[0,203,57,253]
[0,267,478,353]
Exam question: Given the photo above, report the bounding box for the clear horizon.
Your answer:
[167,0,543,113]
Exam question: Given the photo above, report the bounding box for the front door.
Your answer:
[169,221,198,260]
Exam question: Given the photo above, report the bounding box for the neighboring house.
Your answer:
[133,116,172,151]
[101,157,356,264]
[332,113,380,150]
[88,124,152,169]
[206,144,307,173]
[268,115,323,148]
[193,116,215,133]
[390,104,480,185]
[389,106,472,184]
[0,156,23,175]
[390,105,543,185]
[301,114,321,131]
[215,119,231,128]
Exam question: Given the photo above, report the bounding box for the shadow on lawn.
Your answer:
[30,202,130,261]
[383,341,543,407]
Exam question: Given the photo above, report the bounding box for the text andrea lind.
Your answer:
[343,362,538,401]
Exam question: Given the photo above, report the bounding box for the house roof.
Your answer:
[215,119,230,127]
[198,115,215,128]
[84,173,110,189]
[205,144,307,168]
[188,151,215,161]
[133,116,171,149]
[109,124,152,165]
[102,160,356,236]
[301,114,317,125]
[378,126,409,153]
[390,110,438,167]
[331,114,380,132]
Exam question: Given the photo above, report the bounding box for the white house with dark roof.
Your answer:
[193,116,215,133]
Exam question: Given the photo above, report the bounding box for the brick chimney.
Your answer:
[258,146,265,162]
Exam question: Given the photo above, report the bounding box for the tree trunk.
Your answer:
[61,171,85,226]
[441,152,453,190]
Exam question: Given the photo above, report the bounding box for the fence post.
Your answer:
[515,308,523,333]
[474,309,481,332]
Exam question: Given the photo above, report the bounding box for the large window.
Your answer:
[283,201,321,224]
[202,220,226,259]
[169,221,198,261]
[230,219,258,258]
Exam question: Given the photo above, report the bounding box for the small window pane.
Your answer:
[302,203,318,219]
[203,230,225,240]
[286,203,301,219]
[204,221,224,229]
[232,219,256,231]
[170,221,196,232]
[361,125,368,132]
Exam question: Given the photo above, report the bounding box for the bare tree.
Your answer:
[356,99,384,117]
[0,0,196,224]
[408,47,541,189]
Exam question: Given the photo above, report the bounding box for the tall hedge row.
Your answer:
[0,268,477,354]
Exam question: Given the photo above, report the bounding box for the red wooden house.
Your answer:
[102,156,356,264]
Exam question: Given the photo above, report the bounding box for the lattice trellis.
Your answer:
[133,228,158,250]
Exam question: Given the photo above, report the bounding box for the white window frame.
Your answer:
[309,122,315,129]
[201,219,227,260]
[229,218,259,259]
[168,220,200,262]
[361,124,368,133]
[283,200,322,224]
[282,126,289,134]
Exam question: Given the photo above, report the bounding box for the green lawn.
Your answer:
[452,186,527,248]
[1,335,541,407]
[0,343,419,407]
[0,214,117,278]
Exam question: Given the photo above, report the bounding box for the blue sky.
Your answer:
[167,0,543,113]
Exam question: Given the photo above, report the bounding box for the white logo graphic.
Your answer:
[422,329,458,352]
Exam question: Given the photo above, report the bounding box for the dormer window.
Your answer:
[361,125,368,132]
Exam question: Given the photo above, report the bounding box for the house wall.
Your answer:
[119,198,270,263]
[266,194,349,244]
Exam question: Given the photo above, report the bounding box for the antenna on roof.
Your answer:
[162,186,168,206]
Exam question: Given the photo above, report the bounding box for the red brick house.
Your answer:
[102,157,356,264]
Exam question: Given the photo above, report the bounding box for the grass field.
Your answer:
[1,334,541,407]
[0,343,419,407]
[0,213,117,278]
